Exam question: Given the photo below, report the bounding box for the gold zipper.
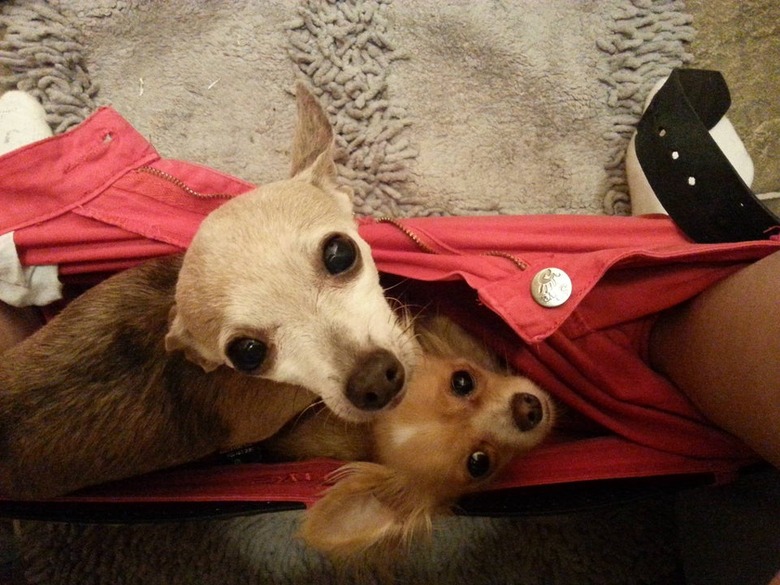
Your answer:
[375,217,527,270]
[132,172,529,268]
[137,166,235,200]
[375,217,438,254]
[482,250,528,270]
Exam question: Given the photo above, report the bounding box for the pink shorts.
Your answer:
[0,107,253,278]
[2,107,779,505]
[360,215,780,487]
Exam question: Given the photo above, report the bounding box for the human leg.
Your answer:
[650,250,780,468]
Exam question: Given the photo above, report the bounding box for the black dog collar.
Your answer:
[634,68,780,243]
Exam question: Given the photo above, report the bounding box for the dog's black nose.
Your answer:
[346,350,405,411]
[512,392,543,431]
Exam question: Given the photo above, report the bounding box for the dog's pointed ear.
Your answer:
[299,462,436,561]
[290,83,335,179]
[289,83,354,215]
[165,305,221,372]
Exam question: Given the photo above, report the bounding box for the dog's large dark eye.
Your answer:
[467,451,491,479]
[451,370,475,396]
[323,234,358,275]
[226,337,267,373]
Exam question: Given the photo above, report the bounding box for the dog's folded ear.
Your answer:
[164,305,221,372]
[290,82,354,215]
[299,462,439,561]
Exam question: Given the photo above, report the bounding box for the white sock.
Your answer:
[0,91,61,307]
[0,91,53,156]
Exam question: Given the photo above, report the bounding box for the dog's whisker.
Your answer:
[381,279,408,296]
[498,345,513,375]
[292,400,326,427]
[294,385,321,416]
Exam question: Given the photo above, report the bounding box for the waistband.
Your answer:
[0,107,159,235]
[1,107,255,277]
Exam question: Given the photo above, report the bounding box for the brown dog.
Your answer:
[263,315,555,560]
[0,85,417,500]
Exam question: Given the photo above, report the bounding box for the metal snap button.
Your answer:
[530,267,572,308]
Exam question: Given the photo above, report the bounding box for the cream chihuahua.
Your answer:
[262,315,555,561]
[0,85,417,500]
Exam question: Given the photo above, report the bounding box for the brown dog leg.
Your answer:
[0,257,221,498]
[0,303,42,354]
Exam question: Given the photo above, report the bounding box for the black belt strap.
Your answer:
[634,68,779,243]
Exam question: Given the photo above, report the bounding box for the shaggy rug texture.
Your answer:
[1,0,695,217]
[0,1,699,583]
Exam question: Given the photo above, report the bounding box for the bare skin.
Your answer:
[650,249,780,469]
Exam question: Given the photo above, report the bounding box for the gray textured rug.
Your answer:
[20,502,682,585]
[0,0,696,583]
[1,0,694,217]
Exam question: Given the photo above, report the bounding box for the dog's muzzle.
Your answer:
[346,349,405,411]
